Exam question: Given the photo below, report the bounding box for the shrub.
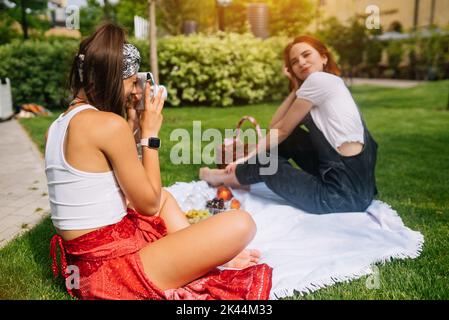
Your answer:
[0,33,290,109]
[0,39,78,109]
[133,33,289,107]
[385,41,404,78]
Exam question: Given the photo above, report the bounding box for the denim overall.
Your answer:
[235,113,378,214]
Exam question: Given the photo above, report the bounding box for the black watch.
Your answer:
[140,137,161,149]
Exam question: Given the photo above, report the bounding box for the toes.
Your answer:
[241,260,257,269]
[250,255,260,263]
[226,259,258,270]
[237,250,251,259]
[249,249,261,258]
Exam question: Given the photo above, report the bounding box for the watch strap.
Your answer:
[140,137,161,149]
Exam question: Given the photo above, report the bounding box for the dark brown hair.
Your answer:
[69,23,126,116]
[284,35,341,90]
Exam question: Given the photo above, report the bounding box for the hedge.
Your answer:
[0,33,290,109]
[0,39,78,110]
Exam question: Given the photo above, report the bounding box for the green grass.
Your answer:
[1,81,448,299]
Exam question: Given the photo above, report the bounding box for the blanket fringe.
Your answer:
[271,201,425,300]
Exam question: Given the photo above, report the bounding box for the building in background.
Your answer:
[317,0,449,32]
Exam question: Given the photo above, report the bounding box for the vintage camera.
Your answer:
[135,72,167,110]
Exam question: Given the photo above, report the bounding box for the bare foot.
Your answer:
[199,167,250,190]
[199,167,223,187]
[222,249,261,269]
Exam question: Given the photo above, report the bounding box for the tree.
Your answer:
[1,0,49,39]
[149,0,159,82]
[156,0,216,35]
[268,0,315,36]
[155,0,192,35]
[103,0,116,20]
[0,1,19,44]
[0,0,7,10]
[316,16,369,77]
[79,0,104,36]
[115,0,147,35]
[224,0,315,36]
[114,0,216,36]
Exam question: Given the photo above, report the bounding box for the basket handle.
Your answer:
[234,116,263,140]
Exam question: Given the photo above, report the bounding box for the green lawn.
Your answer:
[1,81,448,299]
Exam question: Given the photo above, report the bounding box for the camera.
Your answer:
[135,72,167,110]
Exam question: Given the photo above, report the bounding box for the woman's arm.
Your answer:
[96,113,161,216]
[270,67,301,128]
[269,90,298,129]
[263,98,313,154]
[227,98,313,172]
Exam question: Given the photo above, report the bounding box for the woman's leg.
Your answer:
[199,126,319,188]
[202,154,332,213]
[139,209,259,290]
[199,167,245,188]
[258,156,327,212]
[277,126,319,176]
[154,189,190,234]
[155,189,261,267]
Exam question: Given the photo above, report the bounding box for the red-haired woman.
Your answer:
[200,35,378,214]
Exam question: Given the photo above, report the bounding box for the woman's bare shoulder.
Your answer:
[71,109,130,142]
[76,109,127,129]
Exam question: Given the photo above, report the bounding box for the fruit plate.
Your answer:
[185,209,212,224]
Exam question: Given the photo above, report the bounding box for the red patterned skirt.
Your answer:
[50,208,273,300]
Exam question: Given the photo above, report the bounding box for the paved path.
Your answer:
[0,119,50,248]
[347,78,425,88]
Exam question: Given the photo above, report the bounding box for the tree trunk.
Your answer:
[20,0,29,40]
[413,0,420,31]
[103,0,111,20]
[430,0,436,26]
[217,5,225,31]
[149,0,159,83]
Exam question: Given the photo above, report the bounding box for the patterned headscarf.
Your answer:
[77,43,141,82]
[122,43,141,79]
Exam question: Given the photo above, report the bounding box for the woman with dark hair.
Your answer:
[46,23,272,300]
[200,35,378,214]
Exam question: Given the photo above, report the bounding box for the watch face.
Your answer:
[148,138,160,148]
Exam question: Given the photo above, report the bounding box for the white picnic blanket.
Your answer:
[165,181,424,300]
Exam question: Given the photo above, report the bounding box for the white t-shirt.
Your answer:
[296,71,364,150]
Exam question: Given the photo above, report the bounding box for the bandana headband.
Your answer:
[77,43,141,82]
[122,43,141,79]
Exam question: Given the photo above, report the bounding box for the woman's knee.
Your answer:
[153,189,169,216]
[222,210,257,242]
[158,189,177,210]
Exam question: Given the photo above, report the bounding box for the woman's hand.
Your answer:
[139,81,165,137]
[224,157,247,174]
[126,104,140,133]
[224,162,238,174]
[283,66,300,92]
[125,87,143,134]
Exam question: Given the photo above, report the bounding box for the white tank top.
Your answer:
[44,105,127,230]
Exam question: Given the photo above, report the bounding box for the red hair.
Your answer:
[284,35,341,90]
